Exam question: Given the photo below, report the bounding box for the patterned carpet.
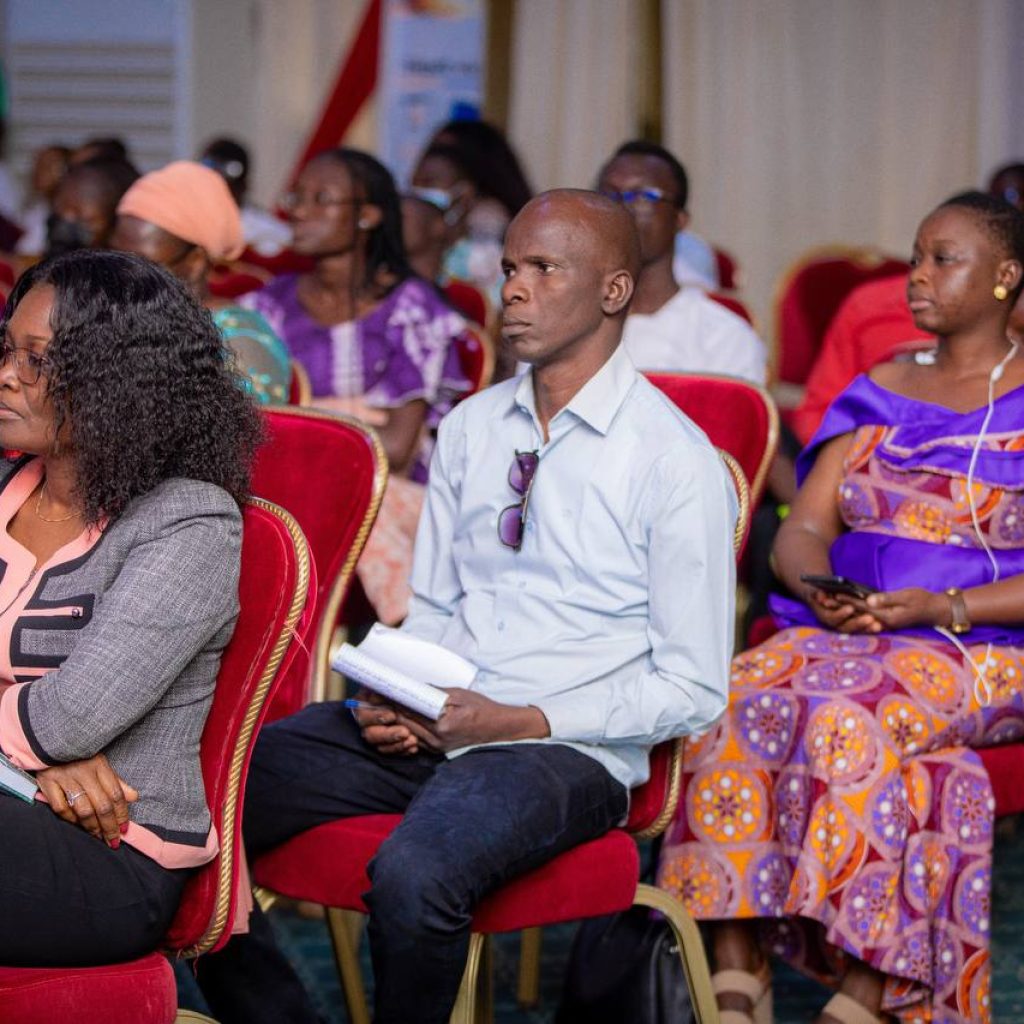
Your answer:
[177,813,1024,1021]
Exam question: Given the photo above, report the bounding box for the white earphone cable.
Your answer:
[933,339,1019,707]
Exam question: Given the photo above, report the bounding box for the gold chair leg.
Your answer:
[174,1012,220,1023]
[633,882,720,1024]
[516,926,542,1008]
[449,932,488,1024]
[325,906,371,1024]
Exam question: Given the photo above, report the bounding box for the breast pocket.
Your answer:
[12,609,91,670]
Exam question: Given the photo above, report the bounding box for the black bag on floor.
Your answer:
[555,904,696,1024]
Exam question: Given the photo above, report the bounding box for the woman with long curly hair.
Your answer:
[0,249,262,965]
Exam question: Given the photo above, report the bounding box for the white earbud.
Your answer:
[358,220,370,229]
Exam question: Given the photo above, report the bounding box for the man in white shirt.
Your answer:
[598,141,766,384]
[197,189,736,1024]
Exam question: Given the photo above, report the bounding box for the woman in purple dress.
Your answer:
[658,192,1024,1024]
[242,148,472,484]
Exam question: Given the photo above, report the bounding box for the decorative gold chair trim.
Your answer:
[176,497,311,958]
[288,359,313,407]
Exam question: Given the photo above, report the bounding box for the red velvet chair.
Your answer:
[237,246,314,278]
[770,246,909,418]
[0,498,314,1024]
[252,450,751,1024]
[707,291,754,326]
[250,407,387,717]
[456,324,495,397]
[206,257,271,299]
[646,372,779,511]
[0,255,15,290]
[713,245,739,292]
[443,278,490,328]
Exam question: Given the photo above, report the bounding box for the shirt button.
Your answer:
[497,621,506,631]
[374,359,386,372]
[518,580,526,589]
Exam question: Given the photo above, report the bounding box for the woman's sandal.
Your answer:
[711,962,773,1024]
[818,991,885,1024]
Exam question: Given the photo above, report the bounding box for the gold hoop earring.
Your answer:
[994,284,1009,301]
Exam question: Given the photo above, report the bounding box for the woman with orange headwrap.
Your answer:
[110,161,291,404]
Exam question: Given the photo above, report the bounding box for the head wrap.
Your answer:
[117,160,244,261]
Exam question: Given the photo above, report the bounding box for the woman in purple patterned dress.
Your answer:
[658,192,1024,1024]
[242,148,472,484]
[243,149,473,622]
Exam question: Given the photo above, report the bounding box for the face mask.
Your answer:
[45,214,95,256]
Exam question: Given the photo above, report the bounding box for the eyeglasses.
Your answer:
[279,190,362,213]
[602,187,677,208]
[498,449,539,551]
[0,341,53,386]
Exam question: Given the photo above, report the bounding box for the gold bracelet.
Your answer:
[944,587,971,634]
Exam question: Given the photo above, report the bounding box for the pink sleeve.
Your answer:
[0,682,48,770]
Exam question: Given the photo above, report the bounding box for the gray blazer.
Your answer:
[1,459,241,859]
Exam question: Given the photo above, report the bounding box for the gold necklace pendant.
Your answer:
[34,482,81,524]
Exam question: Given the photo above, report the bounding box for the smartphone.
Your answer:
[799,573,877,601]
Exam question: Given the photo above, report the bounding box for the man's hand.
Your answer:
[396,689,550,754]
[351,690,421,756]
[35,754,138,847]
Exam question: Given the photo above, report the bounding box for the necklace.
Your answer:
[34,481,81,524]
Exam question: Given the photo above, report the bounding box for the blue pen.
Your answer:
[342,698,378,712]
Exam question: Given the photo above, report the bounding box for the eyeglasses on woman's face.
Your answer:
[0,340,54,386]
[279,190,362,214]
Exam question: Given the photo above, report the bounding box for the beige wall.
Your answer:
[505,0,1024,329]
[188,0,368,206]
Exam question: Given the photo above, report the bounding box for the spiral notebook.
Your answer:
[331,624,477,721]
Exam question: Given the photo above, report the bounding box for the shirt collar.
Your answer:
[511,343,638,437]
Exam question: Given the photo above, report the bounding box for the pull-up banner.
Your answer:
[377,0,485,187]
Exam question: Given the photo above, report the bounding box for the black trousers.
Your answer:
[196,702,628,1024]
[0,792,187,966]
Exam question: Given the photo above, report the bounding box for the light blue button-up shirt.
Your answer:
[403,343,736,789]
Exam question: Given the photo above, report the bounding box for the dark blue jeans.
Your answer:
[196,702,627,1024]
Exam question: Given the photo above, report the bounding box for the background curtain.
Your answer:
[507,0,1024,331]
[507,0,639,196]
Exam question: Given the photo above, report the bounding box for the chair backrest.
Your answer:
[443,278,490,328]
[626,447,750,836]
[251,407,387,712]
[163,498,313,956]
[645,371,779,508]
[287,360,312,406]
[707,291,754,326]
[713,245,739,292]
[205,260,270,299]
[456,324,495,397]
[772,246,909,387]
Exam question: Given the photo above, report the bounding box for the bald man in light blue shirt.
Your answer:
[198,189,736,1024]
